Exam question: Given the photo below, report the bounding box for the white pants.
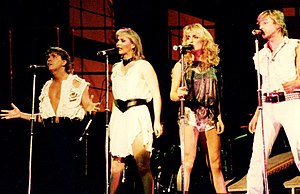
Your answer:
[247,99,300,194]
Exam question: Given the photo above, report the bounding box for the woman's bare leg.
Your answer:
[110,157,125,194]
[132,132,154,194]
[176,124,199,192]
[199,129,227,193]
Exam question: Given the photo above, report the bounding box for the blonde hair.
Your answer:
[181,23,220,71]
[115,27,145,60]
[257,9,288,37]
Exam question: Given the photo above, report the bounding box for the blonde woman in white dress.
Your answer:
[109,27,163,194]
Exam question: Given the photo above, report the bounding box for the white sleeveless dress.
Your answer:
[109,60,154,157]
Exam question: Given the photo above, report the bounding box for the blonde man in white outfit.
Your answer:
[247,9,300,194]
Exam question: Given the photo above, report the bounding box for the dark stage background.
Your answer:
[0,0,300,193]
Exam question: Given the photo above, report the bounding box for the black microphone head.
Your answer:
[187,44,194,50]
[172,44,194,51]
[28,64,47,69]
[97,47,117,56]
[28,64,47,73]
[252,29,263,35]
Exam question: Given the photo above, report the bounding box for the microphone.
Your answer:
[252,29,263,35]
[173,44,194,51]
[28,64,47,69]
[97,48,117,56]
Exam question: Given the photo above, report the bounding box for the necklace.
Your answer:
[122,58,133,66]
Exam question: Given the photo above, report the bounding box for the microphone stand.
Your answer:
[104,54,111,194]
[28,69,38,194]
[253,35,269,194]
[178,48,187,194]
[96,50,112,194]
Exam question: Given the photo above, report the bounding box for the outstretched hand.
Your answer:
[87,94,101,115]
[0,103,21,119]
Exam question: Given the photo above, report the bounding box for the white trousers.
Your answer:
[247,99,300,194]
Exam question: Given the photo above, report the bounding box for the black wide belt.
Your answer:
[114,99,147,113]
[42,117,81,125]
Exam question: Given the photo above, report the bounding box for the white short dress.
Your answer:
[109,60,154,158]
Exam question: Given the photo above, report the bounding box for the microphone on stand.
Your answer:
[28,64,47,69]
[97,48,117,56]
[173,44,194,51]
[252,29,263,36]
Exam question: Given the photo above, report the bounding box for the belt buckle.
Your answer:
[49,116,60,123]
[50,117,54,123]
[127,100,137,107]
[270,93,280,103]
[264,92,279,103]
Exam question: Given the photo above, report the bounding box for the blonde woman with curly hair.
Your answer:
[170,23,228,194]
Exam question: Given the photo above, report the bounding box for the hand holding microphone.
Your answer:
[177,86,188,99]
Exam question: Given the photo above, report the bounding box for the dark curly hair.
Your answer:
[45,47,74,73]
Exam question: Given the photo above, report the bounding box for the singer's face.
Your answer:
[46,52,66,72]
[258,16,280,39]
[184,32,202,51]
[116,35,134,58]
